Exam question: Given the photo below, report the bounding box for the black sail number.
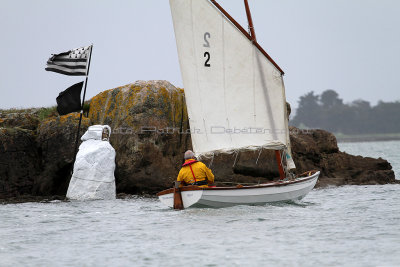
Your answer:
[204,52,211,67]
[203,32,211,67]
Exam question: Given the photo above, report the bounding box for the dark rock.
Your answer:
[286,102,291,118]
[289,127,396,187]
[35,113,90,196]
[0,128,41,198]
[202,150,280,185]
[0,113,40,131]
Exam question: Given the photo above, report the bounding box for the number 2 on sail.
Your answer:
[203,32,211,67]
[204,52,210,67]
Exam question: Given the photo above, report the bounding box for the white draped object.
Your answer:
[170,0,294,169]
[67,126,116,200]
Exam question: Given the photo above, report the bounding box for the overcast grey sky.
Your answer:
[1,0,399,110]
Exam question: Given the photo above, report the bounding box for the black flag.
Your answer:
[56,82,84,115]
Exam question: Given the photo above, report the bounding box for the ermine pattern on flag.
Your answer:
[46,46,91,76]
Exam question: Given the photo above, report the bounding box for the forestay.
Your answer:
[170,0,294,166]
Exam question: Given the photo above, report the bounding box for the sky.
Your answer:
[1,0,399,111]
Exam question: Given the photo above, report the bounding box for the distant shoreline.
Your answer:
[335,134,400,143]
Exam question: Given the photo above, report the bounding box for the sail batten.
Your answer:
[170,0,294,168]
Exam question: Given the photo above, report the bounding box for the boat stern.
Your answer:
[158,189,204,209]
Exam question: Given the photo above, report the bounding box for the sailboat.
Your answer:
[157,0,320,209]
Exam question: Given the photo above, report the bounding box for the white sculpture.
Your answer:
[67,125,116,200]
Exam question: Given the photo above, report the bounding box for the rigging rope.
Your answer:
[282,148,295,179]
[208,152,215,168]
[232,151,239,168]
[255,147,263,165]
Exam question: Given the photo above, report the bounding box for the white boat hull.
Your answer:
[158,171,319,208]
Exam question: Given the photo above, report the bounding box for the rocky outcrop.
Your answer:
[289,128,395,187]
[0,80,397,200]
[89,81,191,193]
[0,112,90,199]
[0,128,41,198]
[35,114,90,195]
[0,112,39,131]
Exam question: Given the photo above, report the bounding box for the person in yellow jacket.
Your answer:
[177,150,215,187]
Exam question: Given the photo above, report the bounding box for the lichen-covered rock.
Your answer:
[89,80,191,193]
[35,113,90,195]
[0,128,41,198]
[0,113,40,131]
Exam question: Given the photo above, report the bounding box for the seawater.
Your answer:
[1,141,399,267]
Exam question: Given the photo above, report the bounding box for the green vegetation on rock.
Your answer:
[37,106,57,121]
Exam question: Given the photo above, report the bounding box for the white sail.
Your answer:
[170,0,293,166]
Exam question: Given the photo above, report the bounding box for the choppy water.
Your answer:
[1,141,399,267]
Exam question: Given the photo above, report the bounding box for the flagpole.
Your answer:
[72,45,93,164]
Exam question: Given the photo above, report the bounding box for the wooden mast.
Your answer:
[243,0,286,180]
[275,151,286,180]
[244,0,256,41]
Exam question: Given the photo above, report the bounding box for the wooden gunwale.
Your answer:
[156,175,316,197]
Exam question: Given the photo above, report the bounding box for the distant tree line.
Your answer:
[290,90,400,134]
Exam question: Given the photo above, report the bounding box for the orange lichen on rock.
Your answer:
[40,113,90,134]
[89,80,188,132]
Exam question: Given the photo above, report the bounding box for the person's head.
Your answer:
[184,150,195,160]
[102,127,110,141]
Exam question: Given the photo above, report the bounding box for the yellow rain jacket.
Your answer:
[177,159,215,187]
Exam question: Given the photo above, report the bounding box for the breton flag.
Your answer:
[46,45,91,76]
[56,81,84,115]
